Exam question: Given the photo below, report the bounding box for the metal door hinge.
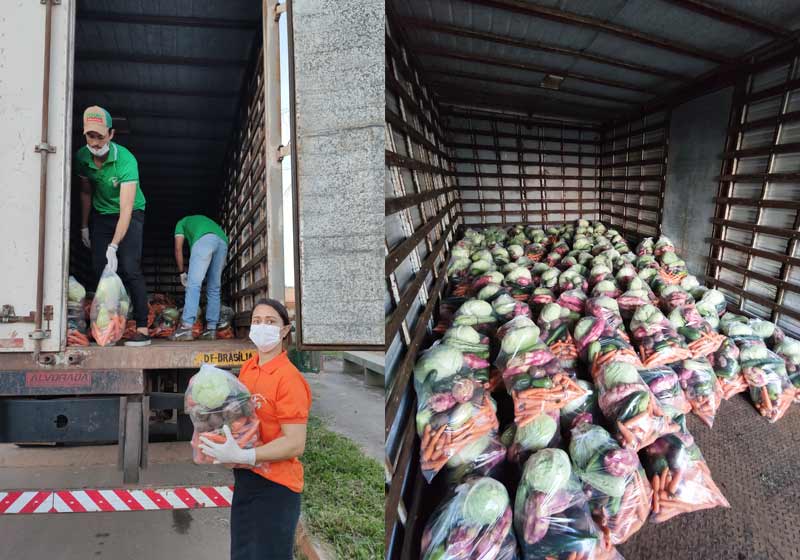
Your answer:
[1,305,35,324]
[35,142,56,153]
[28,330,51,340]
[277,143,291,163]
[40,0,61,5]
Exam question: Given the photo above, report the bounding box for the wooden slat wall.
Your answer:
[220,48,268,324]
[600,111,669,240]
[707,53,800,337]
[446,109,602,227]
[385,19,460,560]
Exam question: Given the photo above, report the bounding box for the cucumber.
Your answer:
[531,377,554,389]
[545,323,569,346]
[513,375,533,391]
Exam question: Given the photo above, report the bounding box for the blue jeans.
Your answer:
[181,234,227,329]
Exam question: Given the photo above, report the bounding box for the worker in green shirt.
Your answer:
[170,215,229,341]
[74,106,150,346]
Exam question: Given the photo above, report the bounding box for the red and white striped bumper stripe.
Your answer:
[0,486,234,514]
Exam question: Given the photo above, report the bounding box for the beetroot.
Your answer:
[452,378,475,403]
[603,448,639,477]
[429,393,457,412]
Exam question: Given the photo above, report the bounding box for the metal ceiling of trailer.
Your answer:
[391,0,800,123]
[73,0,262,226]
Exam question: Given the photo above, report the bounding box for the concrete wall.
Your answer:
[291,0,383,346]
[662,87,734,277]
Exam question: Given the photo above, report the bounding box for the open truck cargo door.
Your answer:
[0,0,73,353]
[286,0,384,350]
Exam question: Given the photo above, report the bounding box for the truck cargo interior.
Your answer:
[385,1,800,557]
[68,1,284,350]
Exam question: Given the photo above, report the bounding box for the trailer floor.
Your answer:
[3,338,257,370]
[618,393,800,560]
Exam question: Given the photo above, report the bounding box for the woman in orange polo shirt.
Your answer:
[199,299,312,560]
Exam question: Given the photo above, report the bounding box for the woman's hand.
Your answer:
[199,425,256,466]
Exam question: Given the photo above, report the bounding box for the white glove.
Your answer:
[81,227,91,249]
[105,244,118,274]
[199,425,256,466]
[180,272,188,287]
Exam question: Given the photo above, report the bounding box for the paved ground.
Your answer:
[0,356,383,559]
[306,355,384,462]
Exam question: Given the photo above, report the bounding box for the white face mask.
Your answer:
[249,324,283,352]
[87,143,110,157]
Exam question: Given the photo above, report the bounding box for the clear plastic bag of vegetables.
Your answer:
[591,279,621,300]
[773,337,800,401]
[453,299,499,336]
[530,287,556,317]
[560,380,601,433]
[672,358,723,428]
[558,269,588,294]
[515,449,622,560]
[668,304,725,358]
[638,365,691,420]
[592,360,678,450]
[421,477,518,560]
[497,317,588,424]
[569,421,652,545]
[443,326,492,386]
[89,268,130,347]
[655,284,693,314]
[445,432,508,485]
[557,289,588,315]
[505,410,561,465]
[584,297,627,339]
[748,318,785,348]
[635,237,654,257]
[629,304,692,367]
[537,303,580,374]
[738,338,795,423]
[641,430,729,523]
[414,342,500,481]
[216,305,236,339]
[505,267,534,301]
[492,292,533,325]
[616,277,654,321]
[707,337,746,400]
[185,364,265,470]
[149,306,181,338]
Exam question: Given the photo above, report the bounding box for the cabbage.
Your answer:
[470,259,494,275]
[776,338,800,360]
[190,364,233,409]
[661,251,681,265]
[700,289,726,307]
[492,294,518,316]
[524,448,572,494]
[681,275,700,291]
[451,246,470,260]
[603,362,640,388]
[478,283,503,301]
[501,324,541,356]
[516,413,557,451]
[632,304,663,326]
[569,424,628,497]
[508,244,524,260]
[740,343,769,362]
[749,319,776,339]
[506,267,532,284]
[593,296,619,312]
[539,303,562,323]
[447,435,491,467]
[472,249,493,262]
[68,276,86,302]
[447,257,471,277]
[461,478,509,526]
[459,299,493,317]
[502,263,519,274]
[413,344,463,384]
[444,325,482,347]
